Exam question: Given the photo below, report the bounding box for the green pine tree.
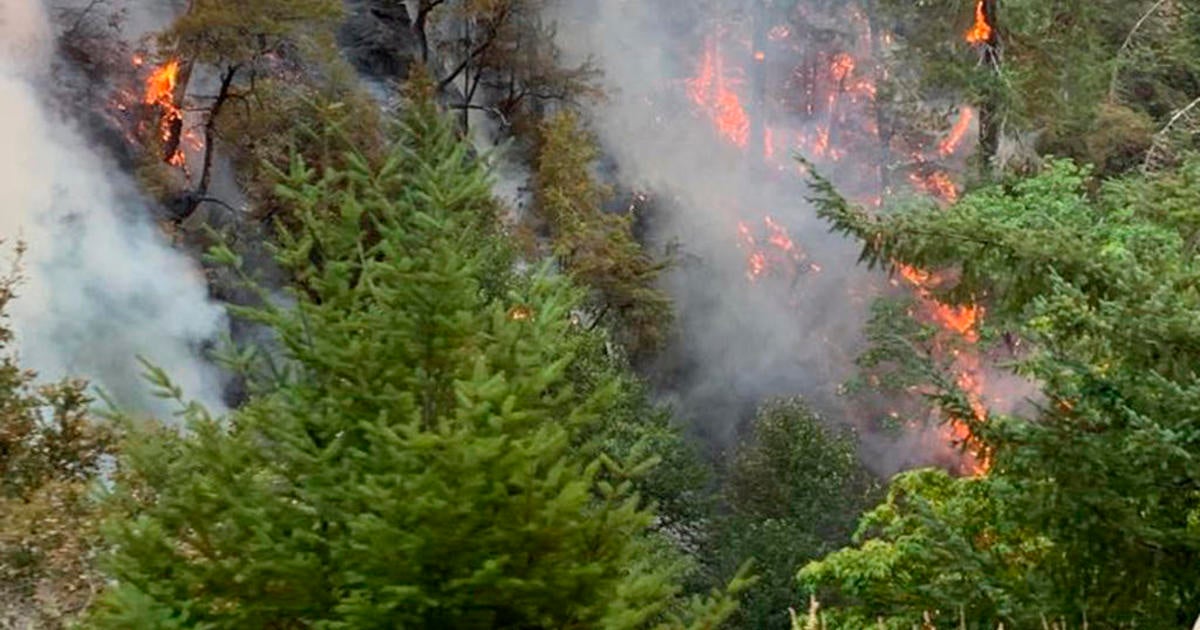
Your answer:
[87,100,743,629]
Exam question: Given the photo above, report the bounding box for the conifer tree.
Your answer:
[798,157,1200,627]
[532,111,672,358]
[88,100,741,629]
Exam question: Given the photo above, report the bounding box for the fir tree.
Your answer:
[88,101,742,629]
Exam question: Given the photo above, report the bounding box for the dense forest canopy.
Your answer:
[1,0,1200,628]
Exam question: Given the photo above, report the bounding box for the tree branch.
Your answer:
[1108,0,1170,102]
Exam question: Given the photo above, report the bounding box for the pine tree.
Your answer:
[87,101,741,629]
[532,111,672,358]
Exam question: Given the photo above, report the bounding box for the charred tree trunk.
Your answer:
[864,0,894,192]
[175,63,240,222]
[198,63,240,199]
[976,0,1002,172]
[160,60,194,164]
[414,0,446,63]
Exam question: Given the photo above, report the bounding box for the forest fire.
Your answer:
[966,0,994,45]
[896,264,989,475]
[737,217,815,282]
[686,38,751,148]
[938,107,975,157]
[142,59,186,167]
[683,7,991,475]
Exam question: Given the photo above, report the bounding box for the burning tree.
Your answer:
[801,156,1200,627]
[875,0,1200,176]
[149,0,341,217]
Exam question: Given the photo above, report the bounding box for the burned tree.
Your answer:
[153,0,341,219]
[967,0,1001,168]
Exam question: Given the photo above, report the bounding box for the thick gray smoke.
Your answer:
[0,0,227,414]
[555,0,964,471]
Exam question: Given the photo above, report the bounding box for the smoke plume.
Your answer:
[0,0,227,415]
[555,0,961,471]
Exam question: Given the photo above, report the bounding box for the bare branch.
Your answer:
[1108,0,1170,102]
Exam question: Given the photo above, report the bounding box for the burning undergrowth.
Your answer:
[558,0,1009,475]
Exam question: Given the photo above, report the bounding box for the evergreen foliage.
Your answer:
[712,399,879,630]
[798,156,1200,627]
[532,111,673,358]
[87,102,742,629]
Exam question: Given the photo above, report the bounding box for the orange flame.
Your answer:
[686,39,750,147]
[830,53,855,83]
[897,259,990,475]
[144,59,180,108]
[737,217,808,281]
[143,59,186,166]
[965,0,993,45]
[938,107,975,157]
[909,171,959,204]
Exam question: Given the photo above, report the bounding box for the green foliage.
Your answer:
[800,156,1200,626]
[567,331,714,541]
[163,0,341,65]
[875,0,1200,173]
[89,105,739,629]
[713,399,879,630]
[533,111,673,357]
[800,469,1047,629]
[216,66,385,227]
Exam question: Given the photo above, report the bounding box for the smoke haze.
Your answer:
[555,0,966,472]
[0,0,227,414]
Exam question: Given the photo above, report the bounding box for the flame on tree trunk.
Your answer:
[968,0,1001,168]
[143,59,193,166]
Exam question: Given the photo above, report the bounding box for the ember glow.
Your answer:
[910,170,959,204]
[737,216,812,282]
[965,0,993,46]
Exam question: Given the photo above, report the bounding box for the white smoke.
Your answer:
[554,0,884,447]
[0,0,227,414]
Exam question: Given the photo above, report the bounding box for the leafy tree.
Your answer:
[798,157,1200,627]
[872,0,1200,175]
[0,253,113,628]
[215,57,385,228]
[533,110,673,358]
[154,0,343,214]
[415,0,601,132]
[711,399,879,630]
[87,100,743,628]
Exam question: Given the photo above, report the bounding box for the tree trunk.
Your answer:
[976,0,1002,171]
[197,63,240,198]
